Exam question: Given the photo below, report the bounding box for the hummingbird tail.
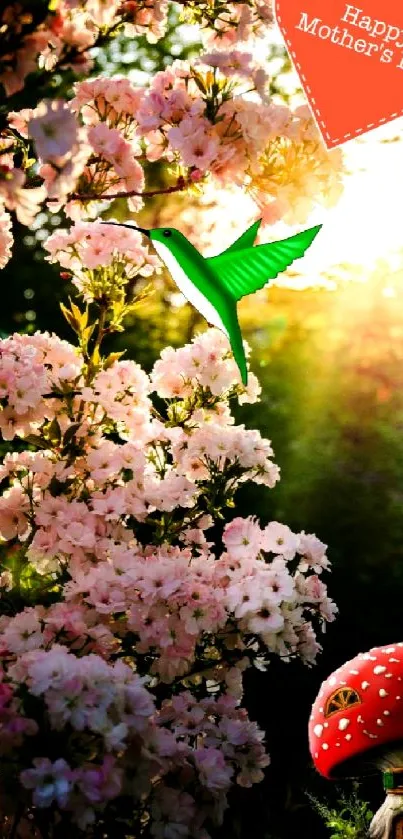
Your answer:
[226,306,248,386]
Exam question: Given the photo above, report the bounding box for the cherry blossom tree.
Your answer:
[0,0,344,270]
[0,227,337,837]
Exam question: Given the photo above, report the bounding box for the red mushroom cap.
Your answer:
[309,643,403,779]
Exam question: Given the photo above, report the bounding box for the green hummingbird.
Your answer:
[106,219,321,385]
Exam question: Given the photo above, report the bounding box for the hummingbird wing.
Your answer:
[216,219,262,255]
[206,225,321,301]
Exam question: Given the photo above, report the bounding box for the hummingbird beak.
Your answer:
[100,221,150,237]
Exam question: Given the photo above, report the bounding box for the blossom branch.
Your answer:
[46,176,190,203]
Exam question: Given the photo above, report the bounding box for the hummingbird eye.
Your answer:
[163,229,172,238]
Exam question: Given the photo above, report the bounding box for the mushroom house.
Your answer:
[309,643,403,839]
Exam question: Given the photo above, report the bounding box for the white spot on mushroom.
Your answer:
[336,743,341,747]
[314,724,323,738]
[374,666,386,675]
[324,722,329,728]
[350,670,359,675]
[377,719,384,727]
[345,734,352,741]
[328,677,337,686]
[363,730,378,740]
[315,753,318,759]
[389,658,399,663]
[358,715,364,723]
[322,743,329,750]
[397,696,402,700]
[379,689,389,697]
[384,711,390,716]
[385,648,396,653]
[338,718,350,731]
[319,707,324,713]
[362,681,370,690]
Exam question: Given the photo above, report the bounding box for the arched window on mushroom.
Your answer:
[325,686,362,718]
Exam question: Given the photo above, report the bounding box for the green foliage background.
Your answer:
[3,10,402,837]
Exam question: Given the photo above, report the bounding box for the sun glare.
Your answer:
[295,120,403,284]
[253,30,403,290]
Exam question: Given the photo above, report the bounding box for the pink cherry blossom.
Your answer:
[262,521,300,560]
[0,208,13,269]
[223,516,263,560]
[29,100,78,161]
[20,758,74,809]
[3,608,44,655]
[195,747,234,791]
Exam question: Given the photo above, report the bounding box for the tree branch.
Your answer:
[46,176,190,203]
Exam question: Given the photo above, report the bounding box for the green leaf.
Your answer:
[46,418,61,446]
[62,423,81,448]
[104,351,126,370]
[69,299,88,331]
[81,323,96,349]
[60,302,80,334]
[24,435,50,450]
[92,345,101,367]
[191,70,207,94]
